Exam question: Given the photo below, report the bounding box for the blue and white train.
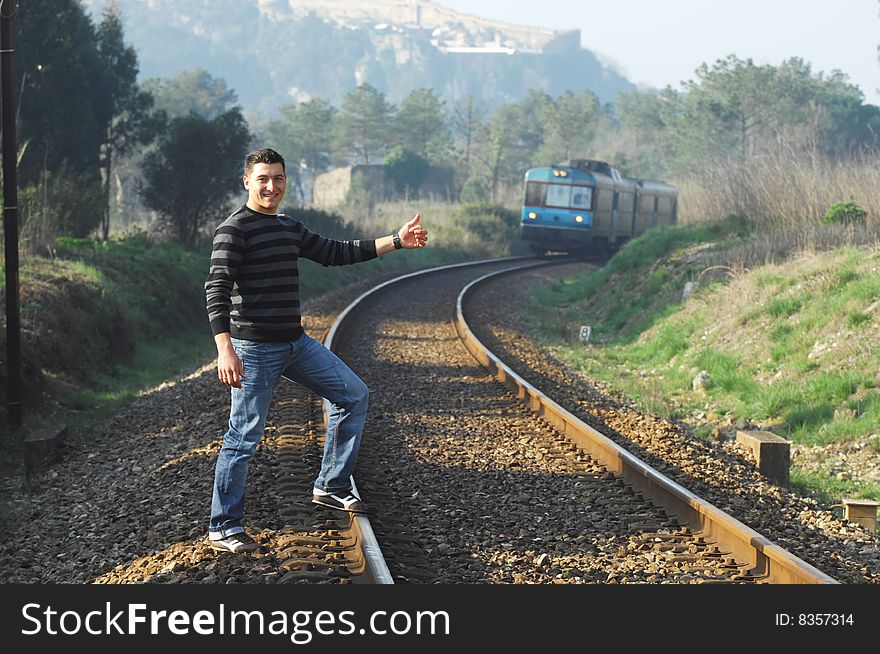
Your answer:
[520,159,678,255]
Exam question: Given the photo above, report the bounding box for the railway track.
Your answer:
[319,256,842,584]
[6,256,875,586]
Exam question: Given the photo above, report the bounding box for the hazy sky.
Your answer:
[436,0,880,105]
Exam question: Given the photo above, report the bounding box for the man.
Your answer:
[205,148,428,553]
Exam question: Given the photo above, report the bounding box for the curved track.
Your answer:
[326,256,843,584]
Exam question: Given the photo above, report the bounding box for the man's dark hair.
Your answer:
[245,148,286,176]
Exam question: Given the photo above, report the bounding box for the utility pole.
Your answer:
[1,0,22,427]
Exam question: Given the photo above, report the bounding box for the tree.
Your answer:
[610,55,879,178]
[14,0,125,242]
[259,115,305,206]
[507,89,551,169]
[472,104,524,201]
[141,68,238,120]
[539,90,600,162]
[676,56,871,168]
[267,98,337,202]
[784,63,880,155]
[95,1,161,241]
[682,56,780,164]
[15,0,103,183]
[614,86,684,177]
[138,110,252,249]
[296,99,336,201]
[450,94,487,178]
[469,91,548,199]
[393,88,450,161]
[335,83,393,164]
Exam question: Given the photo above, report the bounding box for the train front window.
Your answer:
[570,186,592,209]
[545,183,571,208]
[524,182,546,206]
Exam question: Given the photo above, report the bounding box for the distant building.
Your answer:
[312,165,388,209]
[312,163,454,208]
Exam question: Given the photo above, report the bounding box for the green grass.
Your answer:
[755,273,785,289]
[695,349,757,396]
[527,222,880,508]
[47,328,214,440]
[790,468,880,508]
[752,384,800,421]
[66,259,105,285]
[531,216,750,345]
[766,297,803,318]
[848,311,872,328]
[64,329,213,411]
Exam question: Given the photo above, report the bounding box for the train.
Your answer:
[520,159,678,255]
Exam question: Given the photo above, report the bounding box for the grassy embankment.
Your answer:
[527,151,880,509]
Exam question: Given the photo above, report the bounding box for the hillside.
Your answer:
[82,0,635,116]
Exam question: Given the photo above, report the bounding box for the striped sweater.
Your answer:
[205,205,378,342]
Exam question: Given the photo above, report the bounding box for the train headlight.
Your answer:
[574,215,584,223]
[528,212,537,219]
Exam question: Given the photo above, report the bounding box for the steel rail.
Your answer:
[455,265,839,585]
[321,256,548,584]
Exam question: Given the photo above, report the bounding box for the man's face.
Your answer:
[244,162,286,214]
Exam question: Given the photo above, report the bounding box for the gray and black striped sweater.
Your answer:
[205,205,378,342]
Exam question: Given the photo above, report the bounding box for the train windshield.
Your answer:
[524,182,546,206]
[570,186,592,209]
[545,183,571,208]
[525,181,592,210]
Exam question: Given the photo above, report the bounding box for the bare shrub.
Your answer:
[674,148,880,235]
[707,223,880,272]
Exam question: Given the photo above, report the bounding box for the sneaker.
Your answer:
[208,531,258,553]
[312,489,367,514]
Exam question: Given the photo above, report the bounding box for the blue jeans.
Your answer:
[209,333,369,539]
